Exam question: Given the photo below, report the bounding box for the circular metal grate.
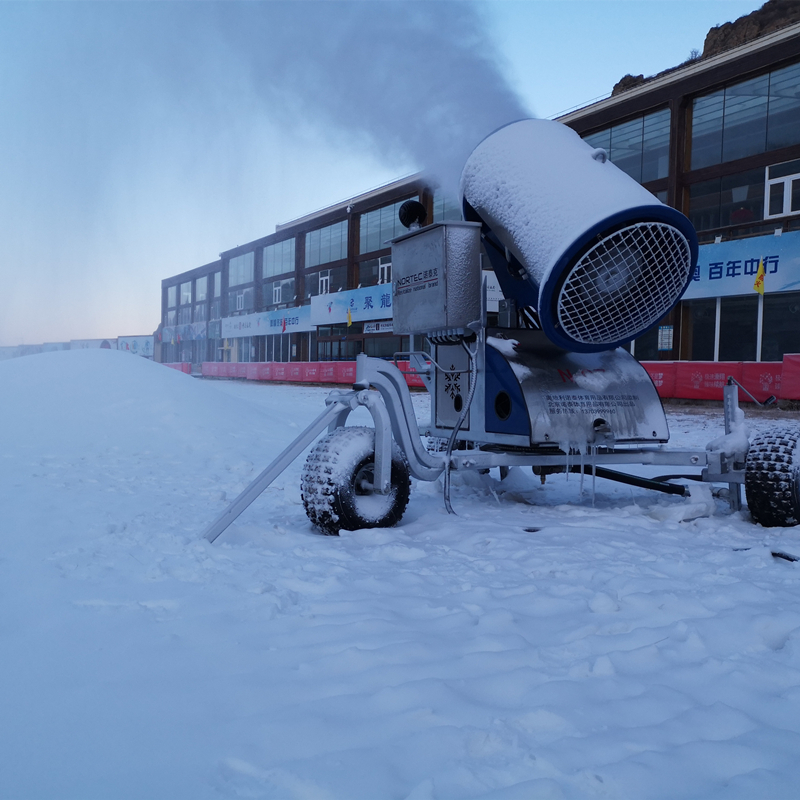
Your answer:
[556,222,692,346]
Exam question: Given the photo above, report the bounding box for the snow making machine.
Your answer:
[204,119,800,543]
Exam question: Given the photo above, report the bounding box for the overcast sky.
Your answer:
[0,0,759,347]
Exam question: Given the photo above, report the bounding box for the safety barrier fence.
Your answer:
[162,356,800,401]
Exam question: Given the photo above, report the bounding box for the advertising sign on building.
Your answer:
[683,230,800,300]
[118,336,154,357]
[221,305,313,338]
[311,284,393,326]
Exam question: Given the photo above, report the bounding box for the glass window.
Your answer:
[164,309,176,326]
[681,299,716,361]
[762,291,800,361]
[641,108,671,183]
[228,252,255,287]
[307,265,347,297]
[178,306,192,324]
[688,169,765,231]
[610,117,644,182]
[180,282,192,305]
[721,74,769,163]
[228,286,254,314]
[719,295,758,361]
[582,128,611,153]
[264,238,295,278]
[766,159,800,219]
[432,193,461,222]
[720,169,764,227]
[265,277,295,307]
[193,304,207,323]
[364,336,403,359]
[688,179,721,231]
[633,326,659,361]
[167,285,177,308]
[213,272,221,297]
[358,255,392,287]
[691,61,800,169]
[195,276,207,303]
[305,221,347,268]
[359,200,409,254]
[767,61,800,152]
[691,90,724,169]
[581,108,669,184]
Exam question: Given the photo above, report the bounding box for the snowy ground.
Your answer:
[3,349,800,800]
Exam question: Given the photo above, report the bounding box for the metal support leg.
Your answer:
[723,380,743,512]
[204,400,349,543]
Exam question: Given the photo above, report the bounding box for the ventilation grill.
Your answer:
[556,222,692,346]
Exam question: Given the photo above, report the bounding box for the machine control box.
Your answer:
[391,221,482,337]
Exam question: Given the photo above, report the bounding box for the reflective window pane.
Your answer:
[762,290,800,361]
[359,199,408,254]
[767,61,800,151]
[721,74,769,162]
[610,117,644,182]
[264,238,295,278]
[688,179,721,231]
[769,182,785,216]
[180,282,192,305]
[432,192,461,222]
[305,221,347,268]
[681,299,716,361]
[720,169,764,226]
[167,285,177,308]
[719,295,758,361]
[691,90,724,169]
[642,108,671,182]
[582,128,611,153]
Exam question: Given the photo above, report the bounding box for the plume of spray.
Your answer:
[209,1,531,195]
[0,1,530,345]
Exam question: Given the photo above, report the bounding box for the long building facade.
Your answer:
[159,19,800,372]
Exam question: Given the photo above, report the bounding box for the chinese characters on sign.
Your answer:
[543,393,639,415]
[693,255,779,282]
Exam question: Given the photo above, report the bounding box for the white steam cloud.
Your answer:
[0,1,529,345]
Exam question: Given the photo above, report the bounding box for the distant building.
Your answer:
[560,18,800,362]
[159,14,800,368]
[159,176,462,367]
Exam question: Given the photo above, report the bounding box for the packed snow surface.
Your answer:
[3,350,800,799]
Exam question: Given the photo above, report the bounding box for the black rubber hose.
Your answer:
[568,465,688,496]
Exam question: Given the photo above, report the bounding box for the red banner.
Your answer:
[781,354,800,400]
[336,362,357,384]
[640,362,676,398]
[675,362,743,401]
[741,362,782,403]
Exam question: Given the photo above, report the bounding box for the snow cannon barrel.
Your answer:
[460,119,698,353]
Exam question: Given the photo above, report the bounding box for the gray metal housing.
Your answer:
[391,221,482,338]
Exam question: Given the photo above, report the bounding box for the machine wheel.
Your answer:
[745,426,800,527]
[301,426,411,535]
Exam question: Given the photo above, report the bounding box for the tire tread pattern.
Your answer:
[745,426,800,527]
[301,426,410,535]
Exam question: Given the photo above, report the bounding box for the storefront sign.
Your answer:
[364,321,394,334]
[684,230,800,299]
[118,336,154,357]
[221,305,313,338]
[311,284,393,326]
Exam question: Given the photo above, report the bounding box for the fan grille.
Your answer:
[556,222,692,346]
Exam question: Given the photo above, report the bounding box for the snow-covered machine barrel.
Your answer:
[202,119,800,544]
[460,119,698,352]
